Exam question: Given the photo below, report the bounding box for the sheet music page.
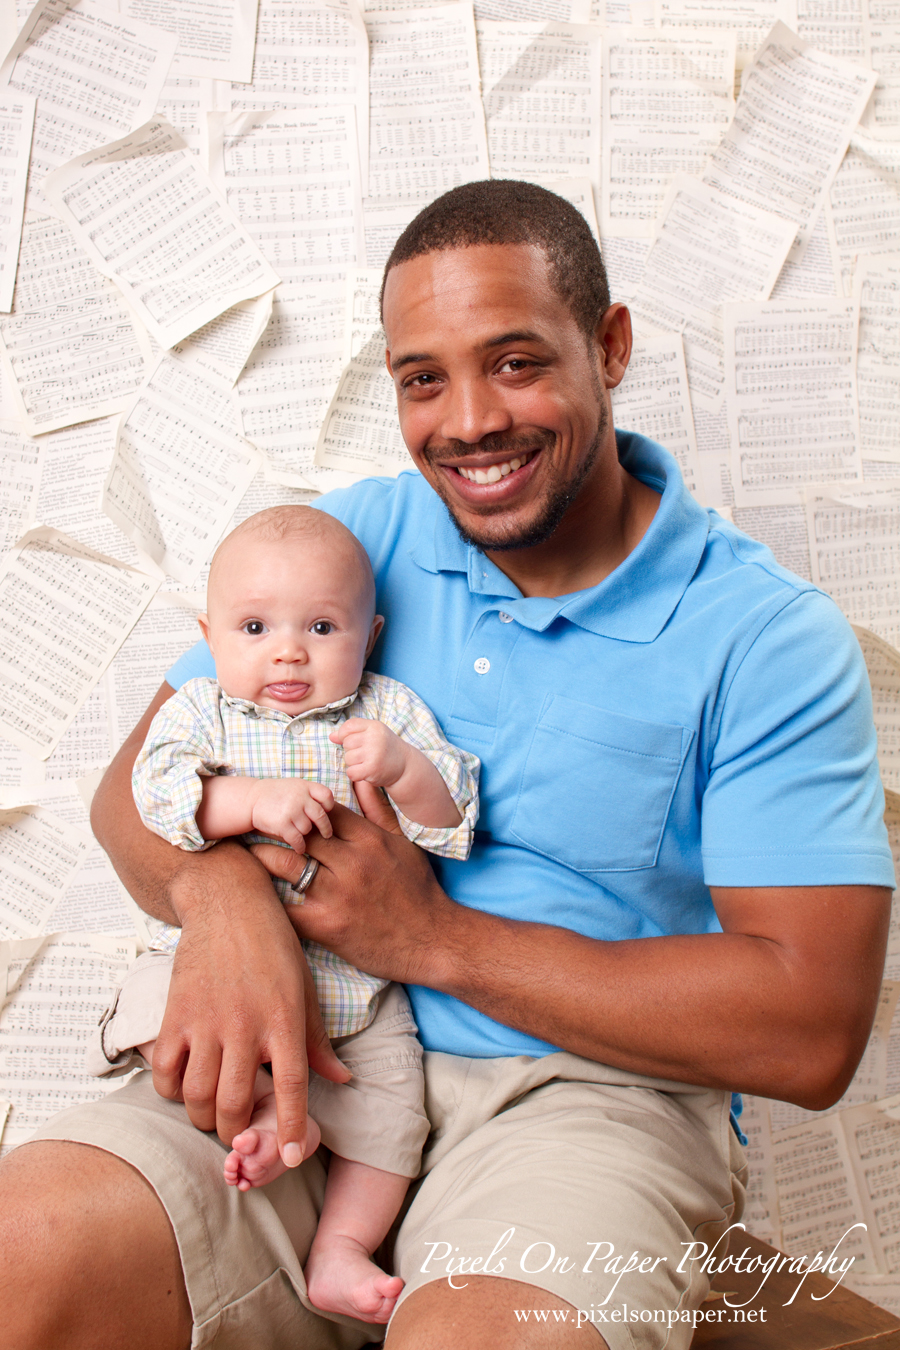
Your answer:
[845,1273,900,1318]
[725,298,864,508]
[0,526,159,760]
[827,132,900,296]
[0,428,40,557]
[0,932,135,1157]
[610,333,702,497]
[865,0,900,133]
[732,503,813,577]
[629,174,796,412]
[42,681,113,783]
[476,21,601,187]
[34,417,138,565]
[771,1114,879,1268]
[854,254,900,465]
[153,74,226,156]
[229,0,370,195]
[736,1095,782,1247]
[703,22,877,263]
[655,0,797,69]
[476,0,591,17]
[0,0,177,211]
[805,481,900,648]
[43,119,281,349]
[208,106,365,487]
[207,106,364,299]
[102,353,262,584]
[0,94,33,311]
[315,328,408,476]
[119,0,260,82]
[841,1093,900,1272]
[0,806,91,940]
[341,265,383,362]
[796,0,868,63]
[172,290,275,387]
[769,209,839,300]
[364,4,489,226]
[0,214,152,435]
[601,28,734,238]
[33,781,139,934]
[104,593,204,749]
[852,626,900,797]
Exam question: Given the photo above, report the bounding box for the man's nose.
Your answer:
[438,378,512,446]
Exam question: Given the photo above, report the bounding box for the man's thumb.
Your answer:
[248,841,307,882]
[353,780,403,833]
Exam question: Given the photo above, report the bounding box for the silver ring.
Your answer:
[295,855,319,893]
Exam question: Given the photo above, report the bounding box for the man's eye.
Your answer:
[242,620,266,635]
[498,358,530,373]
[311,621,333,636]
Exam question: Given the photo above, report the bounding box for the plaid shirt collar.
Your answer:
[219,687,358,725]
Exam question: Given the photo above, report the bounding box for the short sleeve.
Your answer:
[166,638,215,690]
[701,591,895,888]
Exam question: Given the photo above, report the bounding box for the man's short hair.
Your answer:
[380,180,611,343]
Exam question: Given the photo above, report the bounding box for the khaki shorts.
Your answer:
[87,955,428,1177]
[30,1047,746,1350]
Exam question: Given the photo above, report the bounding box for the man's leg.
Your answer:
[387,1277,607,1349]
[0,1140,192,1350]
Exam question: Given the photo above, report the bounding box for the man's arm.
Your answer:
[90,682,349,1154]
[263,792,890,1111]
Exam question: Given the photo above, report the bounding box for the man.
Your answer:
[0,180,893,1350]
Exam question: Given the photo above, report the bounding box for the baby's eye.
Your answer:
[242,620,266,636]
[311,621,333,636]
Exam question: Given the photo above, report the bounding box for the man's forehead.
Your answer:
[382,242,566,344]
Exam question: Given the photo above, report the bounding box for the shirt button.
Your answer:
[474,657,490,674]
[498,611,513,623]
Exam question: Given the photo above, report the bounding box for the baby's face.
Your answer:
[199,532,382,715]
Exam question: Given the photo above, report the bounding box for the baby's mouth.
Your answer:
[267,681,310,698]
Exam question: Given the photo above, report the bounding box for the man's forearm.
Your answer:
[411,885,890,1111]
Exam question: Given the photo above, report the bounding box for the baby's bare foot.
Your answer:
[305,1234,404,1324]
[224,1105,321,1190]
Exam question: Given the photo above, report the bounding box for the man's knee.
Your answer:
[385,1275,608,1349]
[0,1140,192,1350]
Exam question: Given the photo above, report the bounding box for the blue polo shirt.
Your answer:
[167,432,895,1060]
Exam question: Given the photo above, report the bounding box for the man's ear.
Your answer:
[197,613,214,656]
[594,303,633,391]
[365,613,385,659]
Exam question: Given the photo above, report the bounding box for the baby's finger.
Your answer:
[307,783,335,810]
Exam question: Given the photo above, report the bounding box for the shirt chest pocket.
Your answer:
[510,694,694,874]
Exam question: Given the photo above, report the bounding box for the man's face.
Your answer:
[382,243,618,554]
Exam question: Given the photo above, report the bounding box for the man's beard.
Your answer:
[422,406,607,554]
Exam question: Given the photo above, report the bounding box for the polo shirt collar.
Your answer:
[410,431,710,643]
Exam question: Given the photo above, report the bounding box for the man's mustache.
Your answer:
[421,430,555,463]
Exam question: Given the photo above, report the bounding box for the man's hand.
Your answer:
[150,853,350,1157]
[90,682,349,1153]
[250,797,448,987]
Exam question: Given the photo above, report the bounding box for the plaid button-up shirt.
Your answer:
[134,673,479,1036]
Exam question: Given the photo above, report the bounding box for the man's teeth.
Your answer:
[458,451,534,484]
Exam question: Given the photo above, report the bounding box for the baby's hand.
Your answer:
[249,779,335,849]
[330,718,409,788]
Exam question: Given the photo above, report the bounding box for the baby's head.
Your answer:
[198,506,383,715]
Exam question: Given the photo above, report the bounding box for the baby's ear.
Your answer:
[197,613,212,649]
[365,613,385,659]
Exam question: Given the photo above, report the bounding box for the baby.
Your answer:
[90,505,479,1325]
